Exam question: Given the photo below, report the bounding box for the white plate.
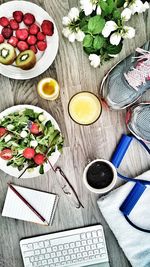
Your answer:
[0,1,59,80]
[0,105,61,178]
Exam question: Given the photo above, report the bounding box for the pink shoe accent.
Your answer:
[124,48,150,91]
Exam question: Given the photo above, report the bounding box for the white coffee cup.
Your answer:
[83,159,117,194]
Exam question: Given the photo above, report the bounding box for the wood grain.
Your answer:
[0,1,150,266]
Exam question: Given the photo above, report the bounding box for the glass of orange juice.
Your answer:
[68,91,102,125]
[37,78,60,100]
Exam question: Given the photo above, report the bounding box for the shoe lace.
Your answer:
[124,48,150,91]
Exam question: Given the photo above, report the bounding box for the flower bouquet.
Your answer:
[62,0,149,67]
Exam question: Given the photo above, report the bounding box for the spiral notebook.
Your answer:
[2,185,58,225]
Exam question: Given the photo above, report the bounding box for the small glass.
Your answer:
[68,91,102,125]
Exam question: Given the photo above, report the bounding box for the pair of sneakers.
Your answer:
[100,41,150,143]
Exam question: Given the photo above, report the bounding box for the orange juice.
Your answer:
[68,92,102,125]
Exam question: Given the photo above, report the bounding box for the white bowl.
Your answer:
[0,105,61,178]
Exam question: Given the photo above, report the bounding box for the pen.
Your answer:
[7,183,49,225]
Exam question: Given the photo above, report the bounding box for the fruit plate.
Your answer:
[0,105,61,178]
[0,1,59,80]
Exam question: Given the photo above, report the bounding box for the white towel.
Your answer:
[97,171,150,267]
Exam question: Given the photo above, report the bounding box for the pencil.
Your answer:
[7,183,49,225]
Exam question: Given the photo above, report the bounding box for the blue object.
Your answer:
[111,134,133,168]
[120,182,146,216]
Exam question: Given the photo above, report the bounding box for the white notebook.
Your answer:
[2,185,58,225]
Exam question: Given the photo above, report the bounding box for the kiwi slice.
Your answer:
[0,43,16,65]
[16,50,36,70]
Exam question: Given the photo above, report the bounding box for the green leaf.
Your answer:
[99,1,108,11]
[88,16,105,35]
[116,0,125,8]
[39,164,44,175]
[45,120,52,128]
[83,47,99,55]
[113,9,121,19]
[107,42,123,55]
[24,109,35,119]
[93,35,105,50]
[83,35,93,48]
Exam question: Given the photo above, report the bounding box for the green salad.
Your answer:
[0,108,64,174]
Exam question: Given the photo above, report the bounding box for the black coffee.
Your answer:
[87,161,114,189]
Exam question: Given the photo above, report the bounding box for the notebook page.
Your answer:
[2,185,58,225]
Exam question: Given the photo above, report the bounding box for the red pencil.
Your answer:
[7,183,48,225]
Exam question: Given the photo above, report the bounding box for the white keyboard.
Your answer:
[20,225,109,267]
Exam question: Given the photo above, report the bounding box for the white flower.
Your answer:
[30,140,38,148]
[141,1,149,12]
[68,7,80,20]
[89,54,100,68]
[128,0,144,14]
[75,30,85,42]
[108,54,119,58]
[121,8,132,21]
[20,130,28,138]
[122,26,135,39]
[7,124,14,131]
[102,21,118,37]
[80,0,97,16]
[62,27,71,38]
[4,134,12,142]
[62,16,71,26]
[110,32,122,46]
[96,6,102,15]
[68,32,76,42]
[38,114,46,122]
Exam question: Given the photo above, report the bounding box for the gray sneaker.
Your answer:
[126,103,150,143]
[100,41,150,110]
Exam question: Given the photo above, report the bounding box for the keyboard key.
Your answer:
[97,230,103,237]
[27,244,33,250]
[52,246,57,252]
[75,241,81,247]
[80,233,86,239]
[54,258,59,263]
[47,247,52,253]
[39,241,44,248]
[24,257,30,264]
[87,239,92,245]
[45,253,50,259]
[33,243,39,249]
[51,252,56,258]
[85,245,90,251]
[94,249,99,255]
[48,259,53,264]
[39,255,44,260]
[80,247,84,252]
[44,240,50,247]
[62,250,67,256]
[93,238,98,244]
[41,248,46,254]
[65,255,70,261]
[87,232,92,239]
[58,245,63,250]
[92,231,97,238]
[34,250,40,255]
[71,254,76,260]
[77,253,82,258]
[74,248,79,253]
[100,248,106,254]
[60,256,65,262]
[41,260,47,265]
[64,243,69,249]
[24,251,34,257]
[56,251,62,257]
[68,248,73,254]
[97,243,104,249]
[70,243,75,248]
[81,240,86,246]
[91,244,96,250]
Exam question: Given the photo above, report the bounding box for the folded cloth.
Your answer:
[97,171,150,267]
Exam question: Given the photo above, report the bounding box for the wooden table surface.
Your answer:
[0,1,150,266]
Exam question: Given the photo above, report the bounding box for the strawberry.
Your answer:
[37,32,46,41]
[16,28,28,40]
[30,123,40,134]
[0,17,9,27]
[34,153,45,165]
[0,34,4,44]
[1,27,13,39]
[23,13,35,26]
[27,35,37,45]
[29,45,37,54]
[37,41,47,51]
[0,127,7,137]
[9,19,19,30]
[17,41,29,51]
[29,24,40,35]
[0,148,13,160]
[23,148,35,159]
[8,36,18,47]
[13,11,23,23]
[41,20,54,36]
